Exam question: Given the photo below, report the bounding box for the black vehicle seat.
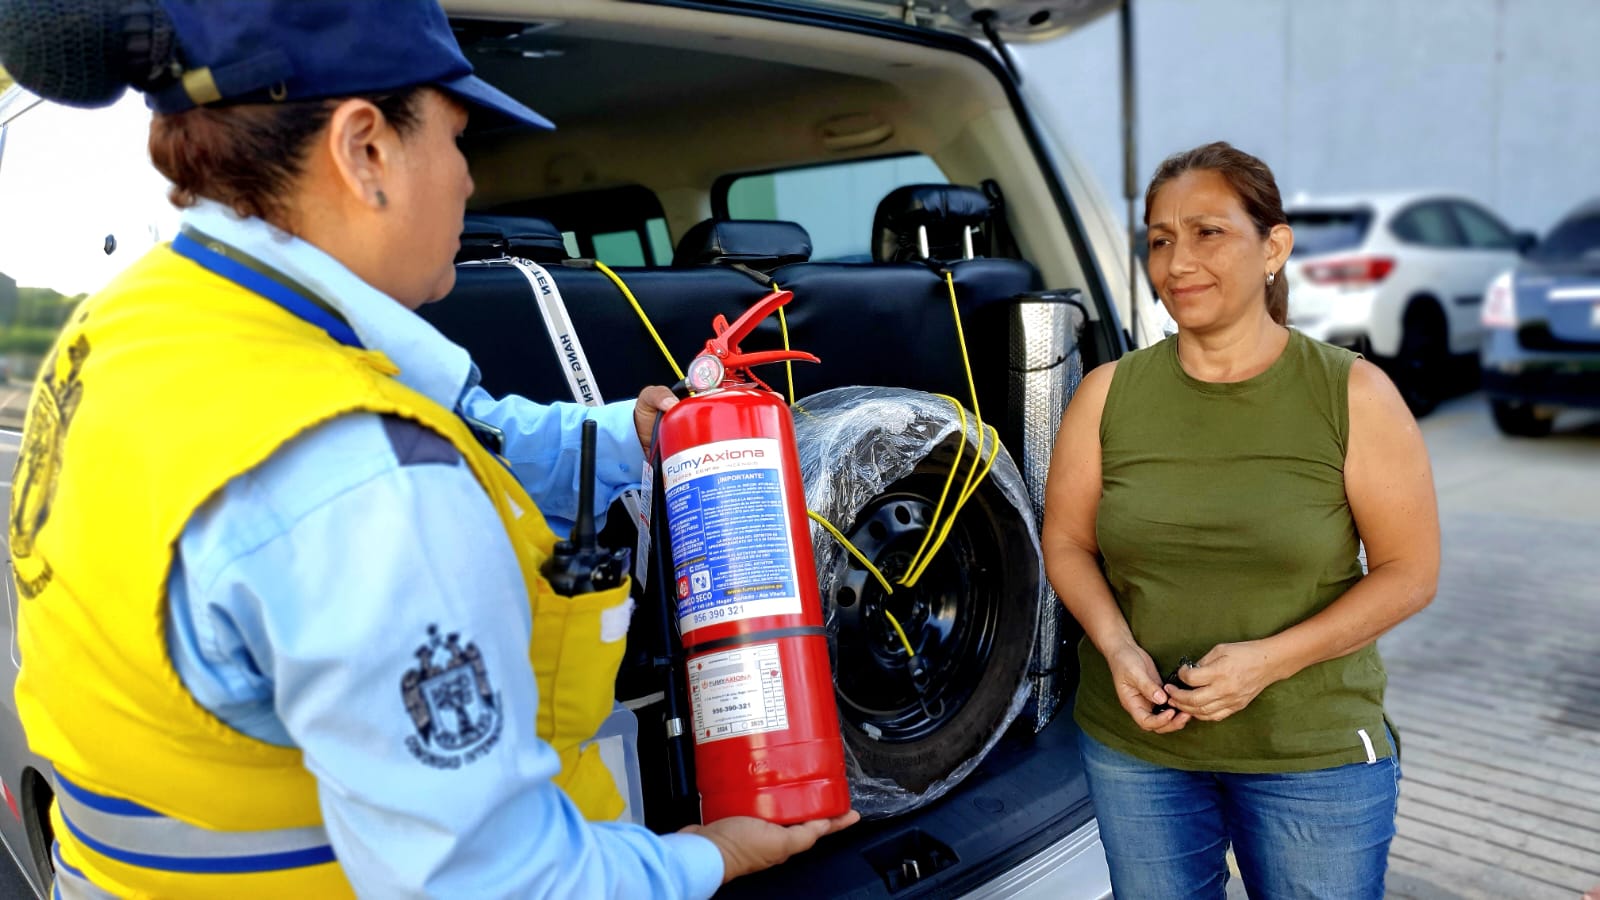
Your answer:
[457,213,570,263]
[672,218,812,272]
[421,196,1042,435]
[756,184,1043,440]
[871,183,995,264]
[419,216,803,405]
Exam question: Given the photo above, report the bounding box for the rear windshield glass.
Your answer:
[1531,214,1600,262]
[1286,208,1372,257]
[719,154,945,262]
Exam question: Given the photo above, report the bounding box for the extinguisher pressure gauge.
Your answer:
[686,354,725,392]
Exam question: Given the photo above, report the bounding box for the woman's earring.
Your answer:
[1266,270,1276,286]
[375,190,388,209]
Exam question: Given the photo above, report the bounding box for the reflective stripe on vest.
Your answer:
[52,842,118,900]
[54,774,334,874]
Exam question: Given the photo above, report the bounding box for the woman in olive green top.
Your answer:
[1043,142,1439,899]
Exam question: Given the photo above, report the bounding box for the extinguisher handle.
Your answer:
[705,289,794,357]
[723,348,821,373]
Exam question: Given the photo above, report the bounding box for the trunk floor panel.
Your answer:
[719,699,1095,899]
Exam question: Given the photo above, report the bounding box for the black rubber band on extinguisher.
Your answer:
[684,625,828,657]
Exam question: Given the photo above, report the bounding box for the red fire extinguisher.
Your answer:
[655,288,851,825]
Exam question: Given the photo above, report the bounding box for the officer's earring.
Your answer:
[1266,270,1276,286]
[375,189,388,209]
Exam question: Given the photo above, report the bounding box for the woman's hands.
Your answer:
[1161,640,1281,723]
[1104,640,1192,734]
[1108,637,1287,729]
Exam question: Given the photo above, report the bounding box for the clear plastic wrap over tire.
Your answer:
[793,386,1042,820]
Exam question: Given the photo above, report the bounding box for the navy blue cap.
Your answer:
[149,0,552,130]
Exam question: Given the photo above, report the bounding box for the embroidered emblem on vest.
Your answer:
[10,333,90,598]
[401,624,503,769]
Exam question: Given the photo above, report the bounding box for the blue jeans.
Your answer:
[1078,730,1399,900]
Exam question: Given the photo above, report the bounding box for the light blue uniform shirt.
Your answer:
[162,201,722,898]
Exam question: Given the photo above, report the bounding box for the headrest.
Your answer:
[673,219,812,272]
[457,215,569,264]
[872,184,993,262]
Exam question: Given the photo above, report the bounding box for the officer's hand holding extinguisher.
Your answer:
[633,385,680,449]
[681,811,862,882]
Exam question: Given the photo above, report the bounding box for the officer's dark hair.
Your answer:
[148,90,426,227]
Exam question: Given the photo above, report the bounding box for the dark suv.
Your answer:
[1481,198,1600,436]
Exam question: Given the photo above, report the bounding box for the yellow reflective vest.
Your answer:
[9,241,629,898]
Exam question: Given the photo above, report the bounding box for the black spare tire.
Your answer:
[793,387,1041,819]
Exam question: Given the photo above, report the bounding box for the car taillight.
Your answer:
[1301,256,1395,287]
[1482,271,1517,329]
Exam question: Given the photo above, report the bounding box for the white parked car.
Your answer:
[1283,191,1532,412]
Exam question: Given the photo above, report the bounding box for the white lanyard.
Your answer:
[505,257,650,583]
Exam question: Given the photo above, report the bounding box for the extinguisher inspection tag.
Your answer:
[688,642,789,744]
[662,437,801,635]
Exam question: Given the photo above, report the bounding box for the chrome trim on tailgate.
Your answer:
[958,820,1112,900]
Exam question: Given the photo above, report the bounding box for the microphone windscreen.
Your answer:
[0,0,176,109]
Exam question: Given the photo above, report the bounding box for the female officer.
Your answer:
[2,1,854,897]
[1043,142,1438,899]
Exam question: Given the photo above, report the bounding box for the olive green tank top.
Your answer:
[1074,330,1396,772]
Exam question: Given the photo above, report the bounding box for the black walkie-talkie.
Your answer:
[541,420,630,594]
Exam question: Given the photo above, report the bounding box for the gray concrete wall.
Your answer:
[1016,0,1600,234]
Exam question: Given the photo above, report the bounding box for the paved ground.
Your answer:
[1379,393,1600,900]
[0,386,27,433]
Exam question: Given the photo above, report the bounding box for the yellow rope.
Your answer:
[947,271,982,422]
[904,421,1000,587]
[881,609,917,658]
[899,273,996,588]
[808,509,914,657]
[594,260,684,381]
[773,282,797,407]
[897,394,967,585]
[807,509,894,596]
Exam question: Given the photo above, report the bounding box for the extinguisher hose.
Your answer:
[643,413,698,826]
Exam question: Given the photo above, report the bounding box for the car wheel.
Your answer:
[795,387,1040,818]
[1396,301,1448,416]
[1490,398,1555,437]
[21,770,54,890]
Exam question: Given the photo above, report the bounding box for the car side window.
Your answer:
[489,185,673,265]
[1390,203,1464,248]
[1449,202,1517,250]
[0,93,177,418]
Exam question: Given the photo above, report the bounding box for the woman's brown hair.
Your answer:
[148,89,424,227]
[1143,141,1290,325]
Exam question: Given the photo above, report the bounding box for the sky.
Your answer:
[0,92,179,297]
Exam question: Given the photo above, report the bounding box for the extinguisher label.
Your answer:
[688,642,789,744]
[662,437,801,635]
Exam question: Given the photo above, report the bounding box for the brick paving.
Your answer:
[1379,395,1600,899]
